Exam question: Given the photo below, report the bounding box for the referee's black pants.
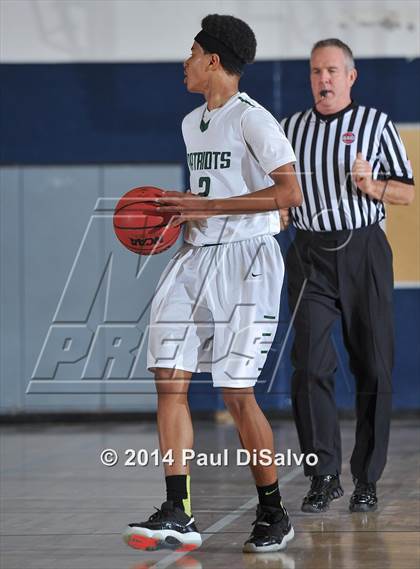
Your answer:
[286,223,394,483]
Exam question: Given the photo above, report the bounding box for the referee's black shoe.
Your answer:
[349,480,378,512]
[243,504,294,553]
[301,474,344,513]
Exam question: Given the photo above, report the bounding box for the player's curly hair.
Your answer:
[201,14,257,76]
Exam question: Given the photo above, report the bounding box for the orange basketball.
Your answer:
[113,187,180,255]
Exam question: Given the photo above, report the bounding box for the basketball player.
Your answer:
[124,14,302,553]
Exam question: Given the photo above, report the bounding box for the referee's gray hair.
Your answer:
[311,38,355,70]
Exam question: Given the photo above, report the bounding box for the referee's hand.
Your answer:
[352,152,374,196]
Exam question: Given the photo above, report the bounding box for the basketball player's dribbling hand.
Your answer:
[156,191,212,226]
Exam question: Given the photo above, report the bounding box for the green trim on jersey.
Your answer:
[200,118,210,132]
[238,96,256,107]
[245,140,259,163]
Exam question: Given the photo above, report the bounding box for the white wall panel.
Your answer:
[1,0,419,63]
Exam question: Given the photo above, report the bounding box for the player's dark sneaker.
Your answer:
[243,504,294,553]
[349,480,378,512]
[301,474,344,513]
[123,501,202,552]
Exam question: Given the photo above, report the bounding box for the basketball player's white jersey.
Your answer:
[147,92,295,387]
[182,92,296,246]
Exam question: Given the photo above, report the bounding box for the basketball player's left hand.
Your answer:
[352,152,374,196]
[156,191,212,226]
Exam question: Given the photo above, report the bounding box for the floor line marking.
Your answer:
[153,466,302,569]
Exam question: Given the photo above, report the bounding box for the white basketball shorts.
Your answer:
[147,234,284,388]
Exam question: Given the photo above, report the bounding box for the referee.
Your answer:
[281,39,414,513]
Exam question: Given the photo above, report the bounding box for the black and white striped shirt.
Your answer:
[281,102,414,231]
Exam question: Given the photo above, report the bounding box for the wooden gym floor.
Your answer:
[1,418,419,569]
